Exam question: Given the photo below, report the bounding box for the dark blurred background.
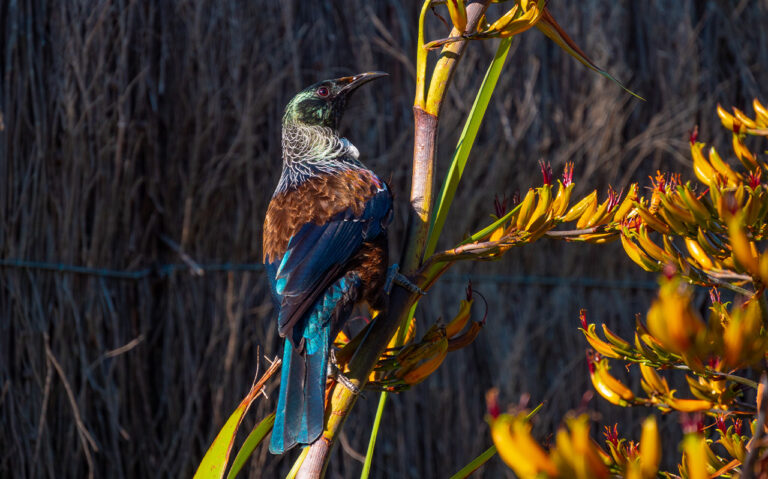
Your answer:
[1,1,767,477]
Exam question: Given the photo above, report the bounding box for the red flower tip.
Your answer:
[607,186,622,211]
[680,412,704,435]
[579,309,588,329]
[649,171,681,193]
[494,194,508,218]
[466,280,473,301]
[734,418,743,436]
[732,113,743,134]
[670,173,682,187]
[724,192,740,215]
[539,160,553,186]
[748,169,762,189]
[707,356,721,370]
[626,442,640,459]
[716,415,727,434]
[603,424,620,447]
[689,125,699,145]
[662,263,677,279]
[486,388,501,419]
[586,350,599,373]
[709,287,721,305]
[563,162,574,187]
[650,171,666,192]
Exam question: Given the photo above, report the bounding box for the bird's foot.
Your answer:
[329,348,362,396]
[384,264,426,296]
[335,371,362,396]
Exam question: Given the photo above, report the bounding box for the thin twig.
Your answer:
[45,340,98,479]
[544,226,603,237]
[104,335,145,358]
[338,431,366,464]
[703,275,754,297]
[32,364,54,469]
[159,234,204,276]
[428,238,518,263]
[254,355,282,399]
[704,270,754,282]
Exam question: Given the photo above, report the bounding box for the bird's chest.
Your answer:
[262,170,382,264]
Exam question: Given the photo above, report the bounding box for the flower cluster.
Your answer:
[485,100,768,478]
[428,0,547,49]
[616,100,768,289]
[487,398,661,479]
[329,284,485,392]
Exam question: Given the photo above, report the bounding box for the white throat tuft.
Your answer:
[276,124,363,193]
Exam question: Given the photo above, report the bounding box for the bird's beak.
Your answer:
[337,71,388,93]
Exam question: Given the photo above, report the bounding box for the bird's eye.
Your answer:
[316,87,330,98]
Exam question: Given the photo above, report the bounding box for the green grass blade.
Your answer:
[526,402,544,418]
[225,413,275,479]
[449,445,497,479]
[360,392,389,478]
[424,37,513,258]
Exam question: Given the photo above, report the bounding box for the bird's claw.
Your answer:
[335,371,362,396]
[329,348,362,396]
[384,264,426,296]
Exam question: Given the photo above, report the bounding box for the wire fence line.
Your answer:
[0,259,265,279]
[0,258,658,289]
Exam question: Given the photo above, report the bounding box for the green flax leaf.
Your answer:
[226,413,275,479]
[536,8,644,100]
[193,387,267,479]
[425,37,513,258]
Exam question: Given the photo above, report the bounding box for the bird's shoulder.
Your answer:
[263,169,390,262]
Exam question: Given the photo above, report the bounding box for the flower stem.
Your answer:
[360,392,388,478]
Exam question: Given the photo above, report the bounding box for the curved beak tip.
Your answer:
[356,71,388,81]
[339,71,388,91]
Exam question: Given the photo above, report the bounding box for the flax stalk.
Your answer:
[295,2,491,477]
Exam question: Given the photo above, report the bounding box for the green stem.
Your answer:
[360,393,388,478]
[448,445,497,479]
[287,447,310,479]
[459,202,523,246]
[414,0,431,109]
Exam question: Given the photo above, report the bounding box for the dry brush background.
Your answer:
[1,1,767,477]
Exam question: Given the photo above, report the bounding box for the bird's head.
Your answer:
[282,72,388,130]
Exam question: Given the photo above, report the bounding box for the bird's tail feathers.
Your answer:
[269,273,361,454]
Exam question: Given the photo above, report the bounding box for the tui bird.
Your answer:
[263,72,393,454]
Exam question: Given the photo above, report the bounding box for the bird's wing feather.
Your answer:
[273,183,392,341]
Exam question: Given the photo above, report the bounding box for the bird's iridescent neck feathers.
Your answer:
[276,123,363,194]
